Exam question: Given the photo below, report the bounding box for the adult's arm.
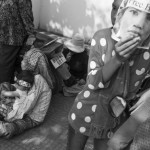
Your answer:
[36,52,54,89]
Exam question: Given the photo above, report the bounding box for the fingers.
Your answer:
[116,36,140,53]
[115,35,141,62]
[127,26,141,37]
[127,30,140,37]
[118,41,139,58]
[116,35,135,47]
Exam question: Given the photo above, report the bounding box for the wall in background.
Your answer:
[32,0,113,40]
[32,0,41,28]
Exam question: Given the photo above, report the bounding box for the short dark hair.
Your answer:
[16,70,34,86]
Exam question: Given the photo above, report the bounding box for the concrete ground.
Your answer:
[0,93,93,150]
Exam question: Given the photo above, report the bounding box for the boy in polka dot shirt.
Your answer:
[67,0,150,150]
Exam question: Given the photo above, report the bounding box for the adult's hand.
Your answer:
[115,34,141,62]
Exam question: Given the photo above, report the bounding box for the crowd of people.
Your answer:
[0,0,52,138]
[1,0,150,150]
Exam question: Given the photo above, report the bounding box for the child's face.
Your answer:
[118,7,150,43]
[111,0,123,25]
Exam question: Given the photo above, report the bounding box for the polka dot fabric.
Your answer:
[128,49,150,94]
[68,28,150,139]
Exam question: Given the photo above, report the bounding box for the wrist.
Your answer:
[115,52,127,63]
[113,55,122,66]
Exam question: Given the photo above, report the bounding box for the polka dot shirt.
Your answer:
[68,28,150,139]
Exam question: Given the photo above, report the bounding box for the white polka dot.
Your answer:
[79,127,86,133]
[71,113,76,120]
[77,102,82,109]
[136,68,145,75]
[143,52,150,60]
[129,60,134,66]
[92,105,97,112]
[85,116,91,123]
[90,61,96,69]
[112,50,115,56]
[100,38,106,46]
[102,54,105,62]
[84,91,90,98]
[135,81,140,87]
[88,84,95,89]
[91,70,98,75]
[98,82,104,88]
[91,39,96,46]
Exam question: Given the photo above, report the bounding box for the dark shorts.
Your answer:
[0,44,21,83]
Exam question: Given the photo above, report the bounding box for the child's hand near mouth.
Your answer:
[115,33,141,62]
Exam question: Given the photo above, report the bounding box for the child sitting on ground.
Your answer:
[0,70,34,122]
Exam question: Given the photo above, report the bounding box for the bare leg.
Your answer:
[66,125,88,150]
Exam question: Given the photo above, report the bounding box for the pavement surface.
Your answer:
[0,93,93,150]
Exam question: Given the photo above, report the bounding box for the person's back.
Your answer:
[21,48,55,90]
